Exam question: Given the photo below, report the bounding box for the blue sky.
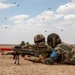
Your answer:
[0,0,69,24]
[0,0,75,44]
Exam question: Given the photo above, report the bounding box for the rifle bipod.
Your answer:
[14,53,20,65]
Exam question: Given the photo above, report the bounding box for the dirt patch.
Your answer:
[0,44,75,75]
[0,53,75,75]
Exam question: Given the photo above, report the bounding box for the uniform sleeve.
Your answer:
[44,48,59,65]
[28,56,44,63]
[44,57,55,65]
[54,47,61,55]
[28,56,40,62]
[46,43,52,53]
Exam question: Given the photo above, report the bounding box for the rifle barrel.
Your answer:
[0,48,12,51]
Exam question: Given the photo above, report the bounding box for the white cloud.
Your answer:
[38,11,63,21]
[0,2,16,9]
[64,14,75,21]
[26,11,63,27]
[0,11,75,44]
[0,1,75,44]
[10,14,29,24]
[9,11,63,30]
[56,1,75,14]
[0,0,6,2]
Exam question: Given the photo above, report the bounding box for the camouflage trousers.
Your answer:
[62,47,75,65]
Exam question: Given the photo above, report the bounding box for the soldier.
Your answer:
[17,41,25,48]
[24,34,52,62]
[13,41,25,59]
[34,34,51,51]
[44,33,75,65]
[22,41,32,49]
[34,34,45,47]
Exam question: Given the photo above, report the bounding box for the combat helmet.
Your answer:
[34,34,45,43]
[47,33,61,48]
[20,41,25,46]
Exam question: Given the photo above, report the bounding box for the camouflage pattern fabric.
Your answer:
[55,42,75,65]
[34,34,45,43]
[34,43,51,58]
[27,34,52,62]
[22,43,32,49]
[34,34,51,59]
[27,43,52,62]
[47,33,61,48]
[17,41,25,48]
[47,33,75,65]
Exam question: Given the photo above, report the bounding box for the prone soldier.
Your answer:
[24,34,52,63]
[44,33,75,65]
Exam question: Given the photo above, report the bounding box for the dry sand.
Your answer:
[0,44,75,75]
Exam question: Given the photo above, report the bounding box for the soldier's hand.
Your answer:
[38,55,45,63]
[24,55,31,60]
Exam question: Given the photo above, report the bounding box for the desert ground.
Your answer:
[0,44,75,75]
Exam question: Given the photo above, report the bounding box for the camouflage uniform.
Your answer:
[17,41,25,48]
[45,33,75,65]
[13,41,25,58]
[25,34,52,62]
[22,42,32,49]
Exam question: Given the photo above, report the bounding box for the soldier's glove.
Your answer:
[44,57,55,65]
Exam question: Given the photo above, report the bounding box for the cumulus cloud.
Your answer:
[0,0,6,2]
[26,11,63,29]
[10,14,29,24]
[64,14,75,21]
[56,1,75,14]
[0,1,75,44]
[8,11,63,30]
[0,2,16,9]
